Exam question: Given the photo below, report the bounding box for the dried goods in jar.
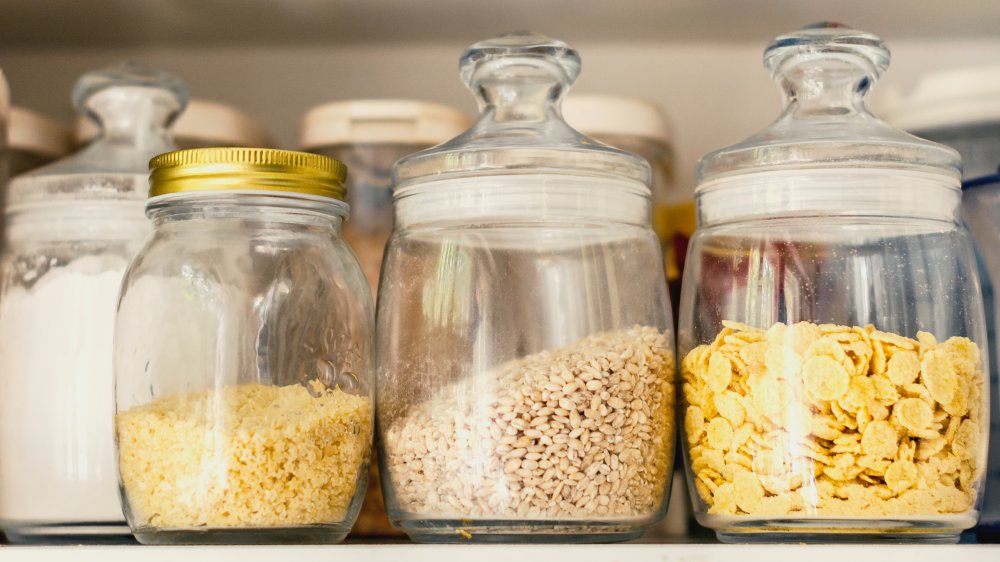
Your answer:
[682,321,983,517]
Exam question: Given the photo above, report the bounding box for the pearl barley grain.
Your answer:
[383,326,675,519]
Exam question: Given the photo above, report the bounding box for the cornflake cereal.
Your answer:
[117,382,372,528]
[384,326,675,519]
[682,321,984,518]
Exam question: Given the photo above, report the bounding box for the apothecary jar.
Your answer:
[374,32,676,543]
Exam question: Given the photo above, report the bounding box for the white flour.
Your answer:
[0,255,128,524]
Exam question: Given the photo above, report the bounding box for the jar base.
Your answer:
[2,520,135,544]
[708,516,974,544]
[131,524,352,545]
[394,519,647,543]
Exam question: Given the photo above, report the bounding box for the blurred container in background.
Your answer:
[299,98,470,536]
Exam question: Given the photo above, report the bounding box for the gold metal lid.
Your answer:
[149,147,347,200]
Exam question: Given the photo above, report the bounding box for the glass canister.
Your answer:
[959,172,1000,541]
[114,148,374,545]
[0,63,187,542]
[10,107,74,177]
[678,23,989,542]
[299,99,469,537]
[376,32,676,543]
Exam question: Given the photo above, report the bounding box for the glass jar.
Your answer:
[958,172,1000,541]
[114,148,374,545]
[0,63,187,542]
[299,98,469,537]
[376,32,676,543]
[678,23,989,543]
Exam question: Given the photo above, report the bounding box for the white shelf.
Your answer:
[1,543,998,562]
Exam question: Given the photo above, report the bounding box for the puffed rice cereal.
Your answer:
[682,321,984,518]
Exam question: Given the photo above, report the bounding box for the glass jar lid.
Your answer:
[7,62,188,209]
[696,23,961,185]
[392,31,650,189]
[149,148,346,201]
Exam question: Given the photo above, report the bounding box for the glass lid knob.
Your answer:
[73,61,189,128]
[393,31,649,187]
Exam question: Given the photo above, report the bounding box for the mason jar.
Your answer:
[0,63,186,542]
[375,32,676,543]
[678,23,989,543]
[114,148,374,544]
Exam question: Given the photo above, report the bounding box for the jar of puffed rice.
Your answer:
[114,148,374,544]
[678,23,989,543]
[375,32,676,543]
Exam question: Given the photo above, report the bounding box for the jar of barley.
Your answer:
[375,32,677,543]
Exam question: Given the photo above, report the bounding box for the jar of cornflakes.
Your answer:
[678,23,989,542]
[114,148,374,544]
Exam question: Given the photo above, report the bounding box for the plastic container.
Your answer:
[958,172,1000,541]
[375,32,676,543]
[299,99,470,297]
[0,62,187,543]
[678,23,988,543]
[114,148,374,545]
[880,65,1000,180]
[562,95,690,299]
[9,107,74,177]
[299,98,469,537]
[78,98,273,149]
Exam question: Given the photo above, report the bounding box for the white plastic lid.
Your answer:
[76,98,273,147]
[562,94,672,145]
[298,99,471,148]
[880,65,1000,131]
[10,106,74,158]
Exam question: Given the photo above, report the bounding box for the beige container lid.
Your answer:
[563,94,673,145]
[76,98,273,147]
[879,65,1000,131]
[299,99,471,148]
[10,106,74,158]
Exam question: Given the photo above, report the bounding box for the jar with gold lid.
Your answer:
[114,148,374,544]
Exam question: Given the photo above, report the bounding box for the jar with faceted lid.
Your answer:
[114,148,373,544]
[375,32,676,543]
[678,23,988,543]
[0,62,187,542]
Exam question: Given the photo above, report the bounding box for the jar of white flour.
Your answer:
[0,62,187,542]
